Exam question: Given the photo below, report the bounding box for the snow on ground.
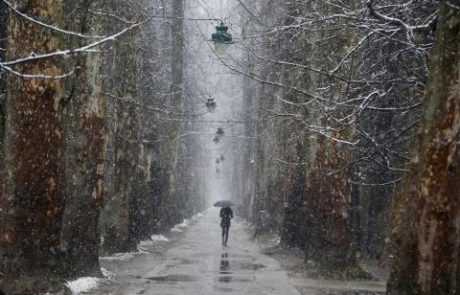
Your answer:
[101,268,116,281]
[171,226,183,232]
[66,277,101,294]
[103,212,205,258]
[137,235,169,251]
[100,252,137,261]
[192,213,204,220]
[65,267,115,294]
[150,234,169,242]
[170,219,190,233]
[170,213,205,232]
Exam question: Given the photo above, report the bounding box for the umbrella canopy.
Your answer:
[213,200,235,208]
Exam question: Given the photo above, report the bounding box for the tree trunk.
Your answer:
[0,0,7,231]
[59,0,106,277]
[0,1,68,292]
[164,0,185,227]
[99,1,141,254]
[387,1,460,294]
[304,134,358,275]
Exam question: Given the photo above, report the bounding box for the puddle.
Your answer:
[220,259,231,274]
[231,253,254,259]
[214,286,234,292]
[220,252,232,276]
[145,274,196,283]
[217,275,254,284]
[236,262,266,270]
[180,258,195,264]
[172,257,195,264]
[219,276,233,283]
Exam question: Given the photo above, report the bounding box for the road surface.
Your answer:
[94,208,301,295]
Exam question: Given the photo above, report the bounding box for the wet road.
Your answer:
[95,208,301,295]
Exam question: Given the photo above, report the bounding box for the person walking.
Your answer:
[220,206,233,246]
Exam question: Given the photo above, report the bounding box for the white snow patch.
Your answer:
[137,243,151,253]
[100,252,136,261]
[66,277,101,294]
[191,213,204,220]
[137,234,170,251]
[178,219,189,228]
[271,235,281,246]
[151,234,169,242]
[138,239,154,247]
[170,219,190,232]
[101,267,116,281]
[171,227,183,233]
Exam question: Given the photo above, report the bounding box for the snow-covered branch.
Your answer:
[1,20,145,67]
[2,0,104,39]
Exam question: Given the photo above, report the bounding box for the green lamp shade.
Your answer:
[211,23,233,44]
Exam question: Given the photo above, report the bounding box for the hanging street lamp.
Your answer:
[211,22,234,54]
[212,22,233,43]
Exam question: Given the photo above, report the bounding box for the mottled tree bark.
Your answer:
[0,1,69,292]
[0,1,7,227]
[93,0,149,254]
[100,16,141,253]
[387,1,460,294]
[304,135,358,275]
[164,0,185,227]
[59,0,106,277]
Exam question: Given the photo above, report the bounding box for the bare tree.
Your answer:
[388,1,460,293]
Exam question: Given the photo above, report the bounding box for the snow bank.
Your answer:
[66,277,101,295]
[138,239,154,247]
[137,234,170,251]
[171,219,190,232]
[104,212,205,260]
[272,235,281,246]
[100,252,136,261]
[151,234,169,242]
[101,268,116,281]
[170,226,183,233]
[178,219,190,228]
[191,213,204,220]
[171,211,206,231]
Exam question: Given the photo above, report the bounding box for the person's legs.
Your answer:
[221,226,226,245]
[223,226,229,246]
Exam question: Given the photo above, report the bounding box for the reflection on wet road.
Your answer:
[99,208,301,295]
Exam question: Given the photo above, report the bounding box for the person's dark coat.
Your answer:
[220,207,233,228]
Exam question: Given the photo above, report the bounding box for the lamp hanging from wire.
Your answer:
[211,22,234,54]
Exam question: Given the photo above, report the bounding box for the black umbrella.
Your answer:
[213,200,235,208]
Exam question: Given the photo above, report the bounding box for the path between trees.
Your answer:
[91,209,386,295]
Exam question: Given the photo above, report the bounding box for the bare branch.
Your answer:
[1,20,146,67]
[2,0,104,39]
